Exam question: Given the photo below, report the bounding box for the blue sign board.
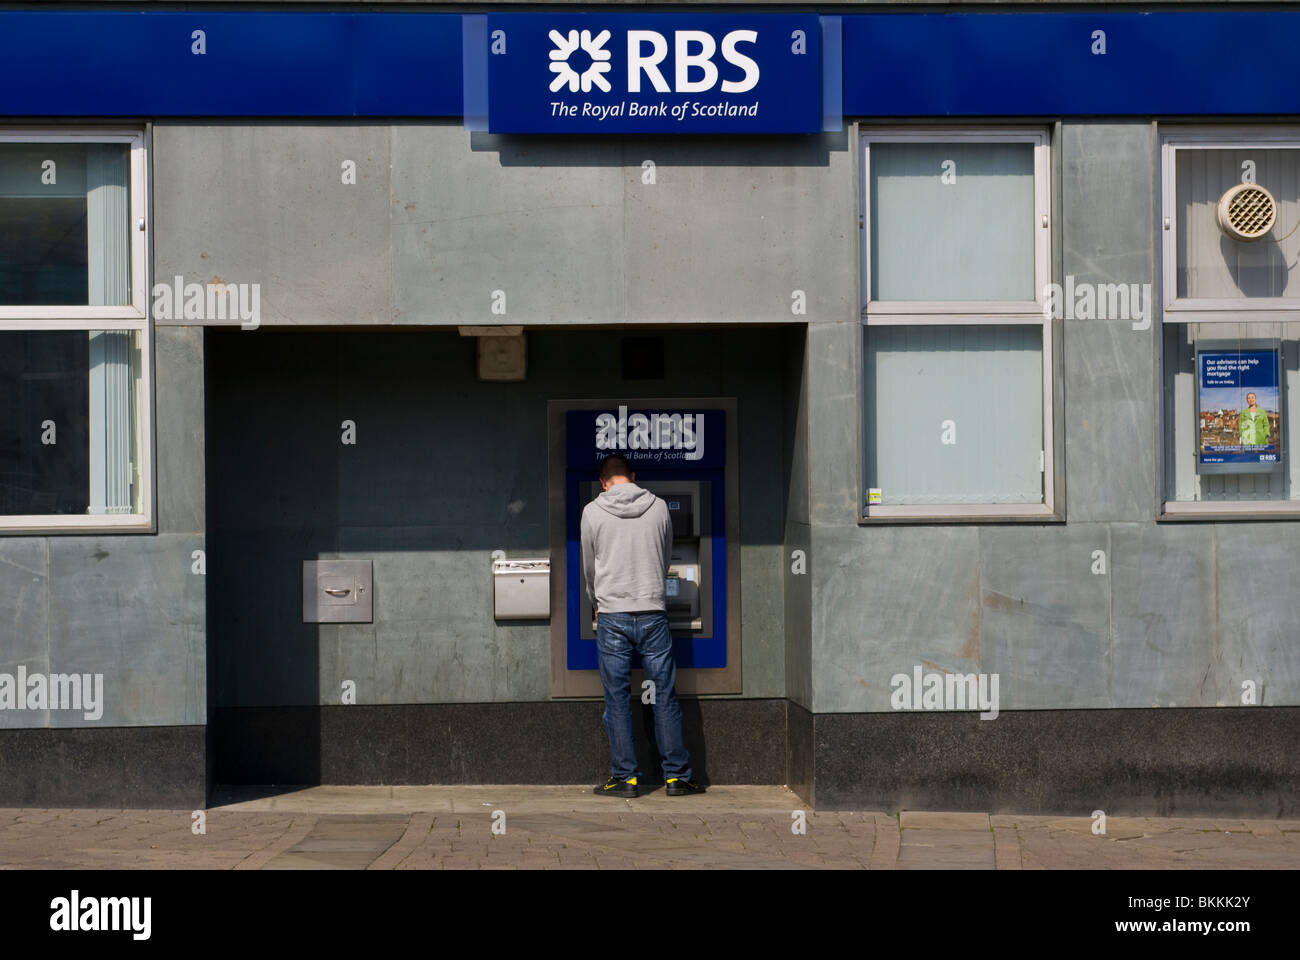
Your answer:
[4,10,1300,119]
[0,11,463,117]
[842,13,1300,117]
[485,14,822,133]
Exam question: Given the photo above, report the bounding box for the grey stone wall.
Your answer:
[808,122,1300,714]
[153,124,857,328]
[0,326,205,729]
[7,116,1298,736]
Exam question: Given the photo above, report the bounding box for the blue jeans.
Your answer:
[595,611,693,783]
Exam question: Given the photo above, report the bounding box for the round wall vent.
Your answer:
[1216,183,1277,241]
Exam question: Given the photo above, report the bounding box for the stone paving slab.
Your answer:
[0,786,1297,869]
[900,811,991,831]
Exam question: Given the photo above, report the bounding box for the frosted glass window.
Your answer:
[1175,148,1300,301]
[870,142,1035,302]
[865,325,1044,504]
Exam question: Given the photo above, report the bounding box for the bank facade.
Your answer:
[1,3,1298,814]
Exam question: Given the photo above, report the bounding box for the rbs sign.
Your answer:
[622,30,759,93]
[486,14,822,134]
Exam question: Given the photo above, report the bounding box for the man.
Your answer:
[581,453,704,798]
[1239,392,1271,446]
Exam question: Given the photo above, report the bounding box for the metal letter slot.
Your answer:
[493,557,550,620]
[303,560,373,623]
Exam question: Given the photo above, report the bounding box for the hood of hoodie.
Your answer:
[595,482,657,519]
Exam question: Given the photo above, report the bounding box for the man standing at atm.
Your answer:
[581,453,704,798]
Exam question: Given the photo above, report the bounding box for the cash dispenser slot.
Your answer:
[664,494,702,630]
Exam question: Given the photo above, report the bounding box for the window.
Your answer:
[1163,129,1300,319]
[0,130,151,532]
[1160,128,1300,516]
[860,128,1055,519]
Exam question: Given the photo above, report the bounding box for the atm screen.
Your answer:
[665,494,693,539]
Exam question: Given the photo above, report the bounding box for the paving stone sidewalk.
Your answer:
[1,786,1297,869]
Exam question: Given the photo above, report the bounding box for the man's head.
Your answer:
[598,454,634,492]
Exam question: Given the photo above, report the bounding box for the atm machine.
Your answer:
[554,402,734,688]
[575,478,715,641]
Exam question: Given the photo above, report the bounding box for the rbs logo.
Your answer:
[627,30,760,93]
[548,28,760,95]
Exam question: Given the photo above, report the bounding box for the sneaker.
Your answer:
[594,776,638,798]
[665,778,705,796]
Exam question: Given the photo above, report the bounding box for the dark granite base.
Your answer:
[213,699,787,788]
[812,707,1300,817]
[786,699,813,806]
[0,725,206,809]
[6,706,1295,815]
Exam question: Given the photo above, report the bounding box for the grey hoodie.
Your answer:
[580,481,673,614]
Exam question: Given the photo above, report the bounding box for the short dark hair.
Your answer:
[599,454,632,482]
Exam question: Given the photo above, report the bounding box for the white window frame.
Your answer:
[1159,125,1300,517]
[860,127,1056,520]
[861,127,1052,321]
[0,127,153,534]
[1161,125,1300,323]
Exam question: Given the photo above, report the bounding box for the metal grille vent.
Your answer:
[1216,183,1277,241]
